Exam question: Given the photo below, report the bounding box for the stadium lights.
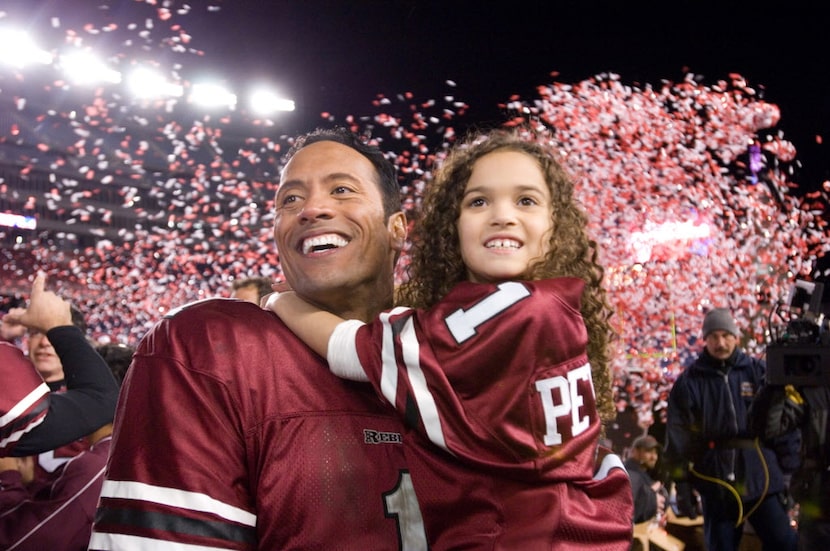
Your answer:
[0,28,53,67]
[58,51,122,85]
[189,82,237,109]
[0,25,296,116]
[250,88,295,115]
[127,66,184,99]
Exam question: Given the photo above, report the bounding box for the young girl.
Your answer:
[269,128,632,549]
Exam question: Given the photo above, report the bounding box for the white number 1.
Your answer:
[444,282,531,343]
[384,471,428,550]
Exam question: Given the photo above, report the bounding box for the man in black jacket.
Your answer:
[665,308,798,551]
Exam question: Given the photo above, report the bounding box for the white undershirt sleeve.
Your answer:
[327,319,370,382]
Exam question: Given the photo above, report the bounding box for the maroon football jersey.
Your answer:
[328,279,634,549]
[89,299,428,550]
[0,342,50,454]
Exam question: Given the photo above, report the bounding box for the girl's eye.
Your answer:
[519,196,539,206]
[467,197,486,207]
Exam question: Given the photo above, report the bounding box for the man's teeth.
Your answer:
[486,239,520,249]
[302,234,349,255]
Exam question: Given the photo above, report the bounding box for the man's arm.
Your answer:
[90,306,257,549]
[10,326,119,456]
[3,275,119,456]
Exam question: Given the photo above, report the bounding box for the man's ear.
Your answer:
[388,212,407,251]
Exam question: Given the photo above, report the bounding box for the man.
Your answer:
[625,435,667,524]
[665,307,798,551]
[21,301,96,480]
[89,129,428,550]
[27,304,88,386]
[2,274,118,458]
[1,274,118,549]
[230,276,273,304]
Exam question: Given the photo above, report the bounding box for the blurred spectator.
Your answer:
[230,276,273,304]
[1,274,119,550]
[27,305,88,385]
[4,278,114,485]
[94,343,135,386]
[2,275,118,457]
[0,423,112,551]
[625,435,668,524]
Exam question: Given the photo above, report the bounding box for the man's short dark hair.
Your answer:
[95,343,135,387]
[70,306,87,334]
[285,127,402,217]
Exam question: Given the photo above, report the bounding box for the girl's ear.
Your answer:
[388,212,407,251]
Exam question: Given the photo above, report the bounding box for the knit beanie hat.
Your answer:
[701,308,739,338]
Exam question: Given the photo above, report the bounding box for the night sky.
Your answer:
[202,0,830,190]
[7,1,828,190]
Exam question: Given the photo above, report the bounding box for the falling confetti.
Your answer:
[0,3,827,429]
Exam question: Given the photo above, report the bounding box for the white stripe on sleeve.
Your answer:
[99,480,257,526]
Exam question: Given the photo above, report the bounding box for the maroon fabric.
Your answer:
[337,278,633,549]
[0,436,110,550]
[0,342,49,455]
[91,299,427,550]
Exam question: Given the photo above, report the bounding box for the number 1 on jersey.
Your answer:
[445,282,531,344]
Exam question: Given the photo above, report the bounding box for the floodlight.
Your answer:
[0,28,53,67]
[250,88,295,115]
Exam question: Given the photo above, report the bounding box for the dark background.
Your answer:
[10,1,828,190]
[201,0,830,192]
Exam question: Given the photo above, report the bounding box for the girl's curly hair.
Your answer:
[397,127,616,421]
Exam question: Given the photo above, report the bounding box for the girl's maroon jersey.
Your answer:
[1,342,50,455]
[328,278,634,549]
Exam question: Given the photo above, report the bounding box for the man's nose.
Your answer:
[299,191,335,221]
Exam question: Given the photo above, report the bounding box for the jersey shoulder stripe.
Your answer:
[1,382,50,451]
[93,480,257,549]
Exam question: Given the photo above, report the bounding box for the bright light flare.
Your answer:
[629,219,712,263]
[249,88,295,115]
[0,28,53,67]
[189,82,237,109]
[127,66,183,99]
[59,50,122,84]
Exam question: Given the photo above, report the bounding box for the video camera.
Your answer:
[765,280,830,387]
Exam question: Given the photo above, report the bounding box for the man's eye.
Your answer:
[332,185,353,195]
[278,194,299,206]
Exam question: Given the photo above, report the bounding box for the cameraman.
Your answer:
[665,308,799,551]
[751,382,829,550]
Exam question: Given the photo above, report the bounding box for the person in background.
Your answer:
[230,276,273,304]
[268,128,633,548]
[0,317,124,550]
[625,435,667,524]
[665,307,799,551]
[1,295,26,345]
[94,343,135,386]
[8,289,97,483]
[1,274,118,457]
